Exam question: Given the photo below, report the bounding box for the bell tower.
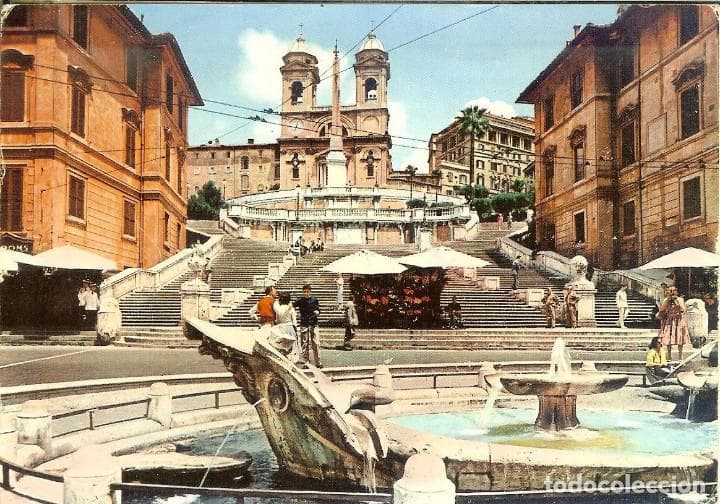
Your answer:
[354,33,390,109]
[280,36,320,114]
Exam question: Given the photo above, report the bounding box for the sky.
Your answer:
[133,3,619,173]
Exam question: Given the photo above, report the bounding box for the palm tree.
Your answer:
[456,105,490,190]
[405,164,418,200]
[431,168,442,203]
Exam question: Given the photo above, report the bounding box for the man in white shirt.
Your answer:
[616,285,629,329]
[84,284,100,330]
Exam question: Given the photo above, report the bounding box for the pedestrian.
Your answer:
[497,213,504,230]
[77,281,89,327]
[84,284,100,330]
[616,285,629,329]
[507,214,513,230]
[445,295,463,329]
[511,255,522,290]
[335,273,344,309]
[249,286,277,326]
[657,287,690,361]
[273,292,299,360]
[645,336,671,384]
[342,300,359,350]
[564,286,580,328]
[704,292,718,331]
[203,257,212,283]
[294,284,321,367]
[542,287,558,328]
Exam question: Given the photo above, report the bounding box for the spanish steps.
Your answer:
[118,229,657,347]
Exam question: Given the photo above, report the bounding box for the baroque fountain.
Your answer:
[193,318,717,492]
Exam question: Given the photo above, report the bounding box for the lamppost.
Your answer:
[295,184,301,222]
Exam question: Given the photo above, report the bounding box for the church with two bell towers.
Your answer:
[186,32,393,199]
[277,32,392,190]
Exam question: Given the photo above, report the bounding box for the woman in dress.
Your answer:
[657,287,690,361]
[273,292,299,360]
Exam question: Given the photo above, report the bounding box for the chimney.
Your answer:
[247,138,255,145]
[213,138,219,145]
[573,25,582,37]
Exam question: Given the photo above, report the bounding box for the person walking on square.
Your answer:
[542,287,558,328]
[497,213,504,230]
[249,286,277,327]
[511,256,522,290]
[616,285,629,329]
[507,214,513,230]
[342,300,359,350]
[294,284,321,367]
[564,286,580,328]
[335,273,345,309]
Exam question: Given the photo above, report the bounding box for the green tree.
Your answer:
[491,192,518,218]
[405,164,418,200]
[471,197,493,219]
[406,198,428,209]
[510,177,526,193]
[456,105,490,187]
[187,181,223,219]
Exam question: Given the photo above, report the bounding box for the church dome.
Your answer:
[288,36,311,55]
[359,33,385,52]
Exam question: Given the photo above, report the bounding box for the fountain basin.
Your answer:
[500,373,629,396]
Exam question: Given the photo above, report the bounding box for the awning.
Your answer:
[638,247,720,270]
[398,246,491,269]
[31,245,118,271]
[0,248,36,271]
[321,250,407,275]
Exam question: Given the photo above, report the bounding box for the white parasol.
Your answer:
[398,246,491,269]
[0,248,36,272]
[31,245,118,271]
[638,247,720,270]
[321,250,407,275]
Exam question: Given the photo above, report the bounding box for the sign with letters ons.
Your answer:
[0,232,34,254]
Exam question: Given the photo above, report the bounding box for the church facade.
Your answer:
[187,34,392,198]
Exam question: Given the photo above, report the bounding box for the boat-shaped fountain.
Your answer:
[192,318,717,492]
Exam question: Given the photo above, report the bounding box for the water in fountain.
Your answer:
[476,385,500,432]
[549,337,572,377]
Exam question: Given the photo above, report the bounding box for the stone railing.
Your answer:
[226,186,465,207]
[100,235,224,298]
[594,269,663,302]
[227,204,470,224]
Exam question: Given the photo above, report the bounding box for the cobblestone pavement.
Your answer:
[0,345,644,387]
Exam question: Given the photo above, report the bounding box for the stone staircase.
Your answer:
[213,244,419,327]
[119,273,192,327]
[186,219,225,235]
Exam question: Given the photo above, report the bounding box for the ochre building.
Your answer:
[517,5,718,269]
[0,4,202,268]
[428,113,535,197]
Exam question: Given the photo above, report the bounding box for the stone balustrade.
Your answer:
[100,235,224,297]
[228,204,471,223]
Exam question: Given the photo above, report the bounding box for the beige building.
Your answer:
[517,5,718,269]
[428,112,535,197]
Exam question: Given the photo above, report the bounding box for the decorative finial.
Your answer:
[334,39,338,53]
[370,19,375,33]
[299,23,303,38]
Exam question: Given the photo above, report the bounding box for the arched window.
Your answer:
[319,125,326,137]
[365,77,378,101]
[365,151,376,177]
[241,156,249,170]
[477,174,485,187]
[290,81,303,104]
[342,126,349,137]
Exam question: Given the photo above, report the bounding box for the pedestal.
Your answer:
[181,277,210,337]
[394,453,455,504]
[147,382,172,427]
[16,402,52,455]
[326,150,347,187]
[535,395,579,431]
[63,445,121,504]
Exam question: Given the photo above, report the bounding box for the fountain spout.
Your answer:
[549,337,572,377]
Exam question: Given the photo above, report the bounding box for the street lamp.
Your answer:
[295,184,301,221]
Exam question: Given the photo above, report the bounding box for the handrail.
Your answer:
[0,455,64,492]
[110,482,393,502]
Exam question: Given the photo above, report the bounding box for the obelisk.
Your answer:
[326,44,348,187]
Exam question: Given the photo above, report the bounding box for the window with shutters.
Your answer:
[574,211,586,244]
[570,70,583,109]
[166,74,174,111]
[68,175,85,220]
[123,200,136,238]
[71,86,86,136]
[125,125,136,168]
[72,6,88,49]
[176,223,181,249]
[543,151,554,197]
[1,70,25,121]
[126,47,139,92]
[679,5,699,46]
[622,201,636,236]
[0,166,23,231]
[178,99,184,131]
[165,140,172,180]
[680,83,701,139]
[543,95,554,131]
[681,175,702,221]
[163,212,170,243]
